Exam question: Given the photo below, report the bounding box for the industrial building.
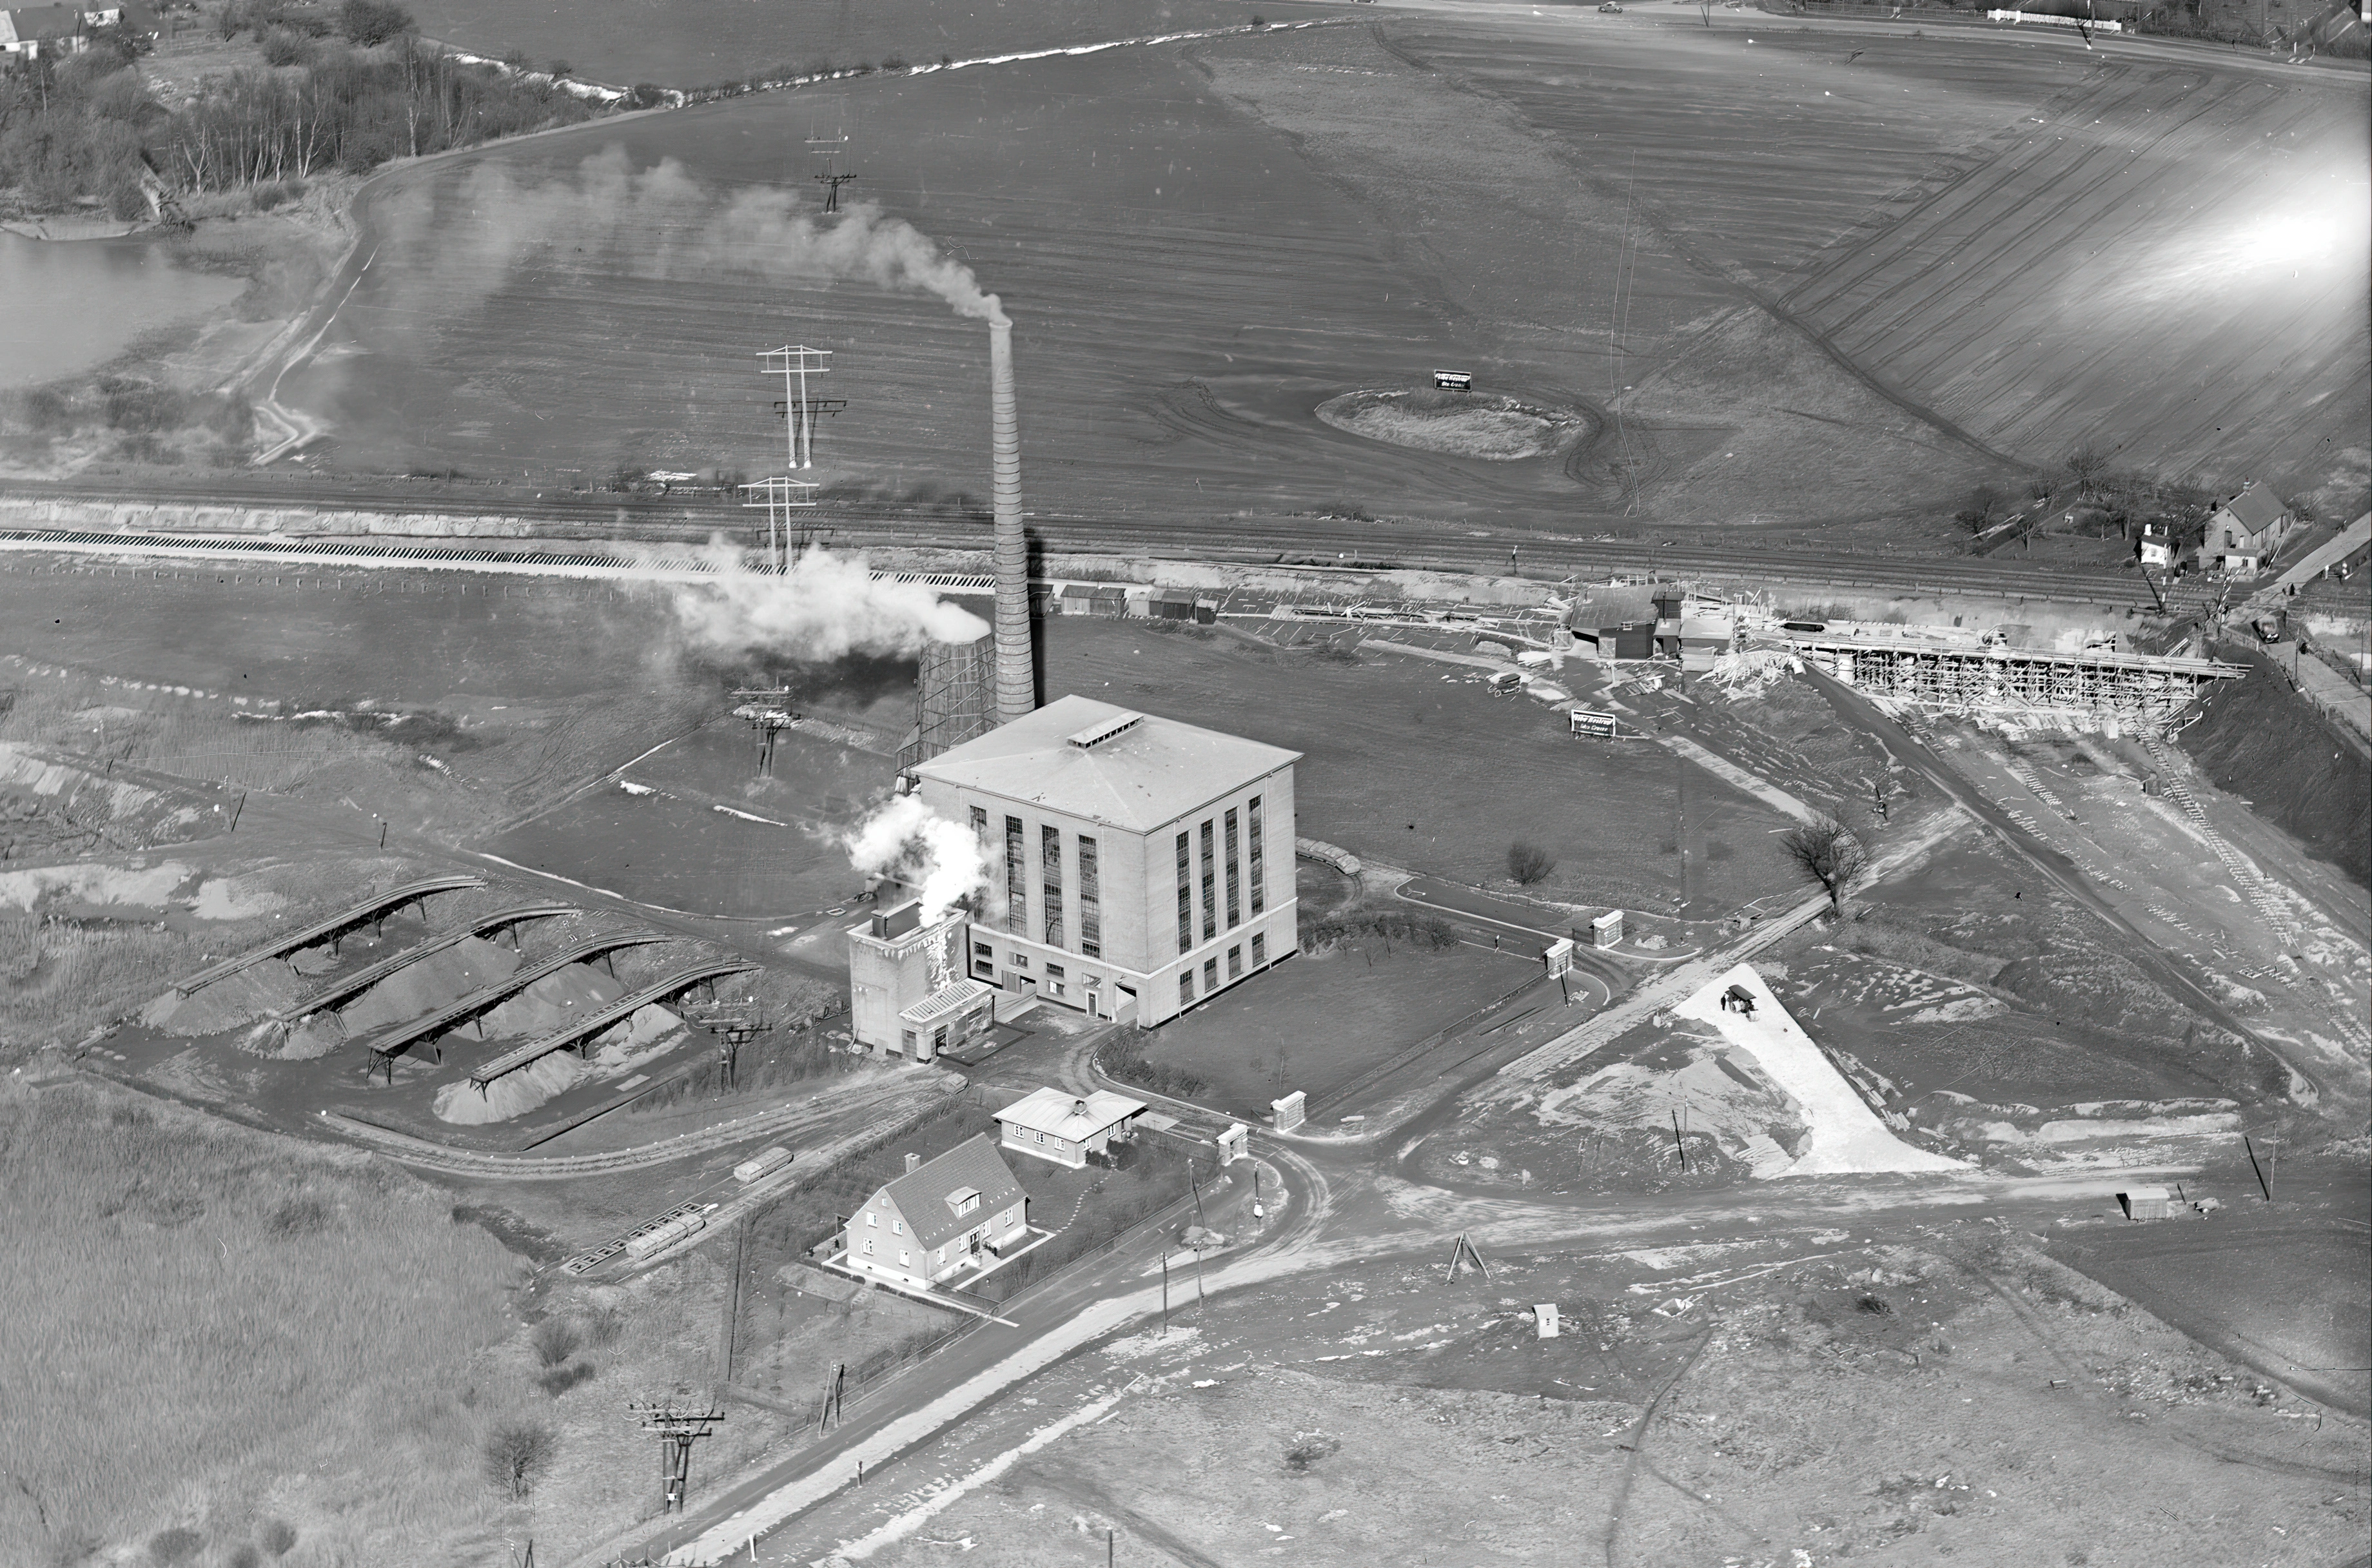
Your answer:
[846,900,995,1061]
[908,694,1300,1028]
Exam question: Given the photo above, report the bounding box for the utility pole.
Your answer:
[627,1400,724,1514]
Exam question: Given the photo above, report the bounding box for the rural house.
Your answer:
[995,1086,1148,1169]
[2208,484,2292,575]
[0,5,87,55]
[842,1135,1028,1292]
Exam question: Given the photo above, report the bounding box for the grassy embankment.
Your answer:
[0,1081,525,1566]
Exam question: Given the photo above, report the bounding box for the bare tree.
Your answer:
[482,1422,556,1500]
[1778,814,1866,915]
[1954,482,2010,536]
[1507,841,1557,887]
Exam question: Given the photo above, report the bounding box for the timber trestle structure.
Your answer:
[169,876,483,995]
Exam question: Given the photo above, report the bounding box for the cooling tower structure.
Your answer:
[988,316,1036,725]
[907,628,997,767]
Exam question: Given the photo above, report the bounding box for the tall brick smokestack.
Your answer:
[988,316,1035,725]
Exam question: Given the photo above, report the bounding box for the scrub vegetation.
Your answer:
[0,1081,525,1565]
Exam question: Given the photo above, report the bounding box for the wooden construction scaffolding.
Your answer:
[1781,632,2242,725]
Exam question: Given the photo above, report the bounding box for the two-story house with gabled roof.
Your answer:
[841,1134,1028,1292]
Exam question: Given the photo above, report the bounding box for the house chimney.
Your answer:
[988,316,1035,725]
[904,1152,921,1175]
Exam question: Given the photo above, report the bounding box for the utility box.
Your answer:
[2117,1186,2173,1221]
[1533,1304,1560,1339]
[1271,1090,1306,1133]
[1592,910,1624,948]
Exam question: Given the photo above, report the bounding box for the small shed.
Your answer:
[1148,589,1199,621]
[1598,622,1656,662]
[1058,584,1097,616]
[897,979,995,1062]
[2117,1186,2173,1222]
[1089,585,1128,618]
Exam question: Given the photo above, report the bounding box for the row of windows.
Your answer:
[1175,795,1265,957]
[1177,932,1267,1008]
[977,807,1104,959]
[858,1208,1019,1269]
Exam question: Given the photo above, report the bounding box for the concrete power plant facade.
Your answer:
[910,695,1300,1029]
[988,317,1035,725]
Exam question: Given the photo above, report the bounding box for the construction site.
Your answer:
[1,5,2367,1567]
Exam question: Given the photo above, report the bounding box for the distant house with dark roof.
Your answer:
[842,1135,1028,1291]
[2209,484,2293,575]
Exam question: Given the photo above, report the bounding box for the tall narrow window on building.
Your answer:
[1224,807,1241,929]
[970,804,987,843]
[1179,971,1195,1007]
[1202,957,1219,992]
[1199,819,1217,941]
[1228,944,1242,979]
[1040,824,1064,949]
[1251,932,1267,967]
[1077,836,1101,959]
[1004,816,1027,935]
[1175,831,1193,955]
[1248,796,1266,916]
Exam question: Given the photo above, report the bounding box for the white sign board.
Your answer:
[1534,1304,1560,1339]
[1271,1090,1306,1133]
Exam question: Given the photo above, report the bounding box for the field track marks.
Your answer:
[1366,24,2030,470]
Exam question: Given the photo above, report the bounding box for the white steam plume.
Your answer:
[372,143,1005,331]
[656,540,988,662]
[843,794,990,923]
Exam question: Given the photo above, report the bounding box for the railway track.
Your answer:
[1,473,2215,611]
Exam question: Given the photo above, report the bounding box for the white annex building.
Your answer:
[995,1087,1148,1169]
[909,695,1301,1028]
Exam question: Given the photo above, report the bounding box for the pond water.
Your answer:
[0,230,244,389]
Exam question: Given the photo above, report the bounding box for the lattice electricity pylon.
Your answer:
[685,1003,767,1090]
[760,345,834,471]
[740,476,816,575]
[808,135,855,212]
[730,685,798,774]
[627,1400,724,1514]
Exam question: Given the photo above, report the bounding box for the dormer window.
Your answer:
[947,1186,981,1217]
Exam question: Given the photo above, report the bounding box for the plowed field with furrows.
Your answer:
[296,49,1603,521]
[1378,24,2090,287]
[1778,63,2369,484]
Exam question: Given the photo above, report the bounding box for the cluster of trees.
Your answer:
[2,375,253,464]
[1955,446,2237,556]
[0,1,599,214]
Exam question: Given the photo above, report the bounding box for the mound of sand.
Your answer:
[1674,965,1964,1176]
[142,962,304,1037]
[0,859,194,912]
[337,937,521,1036]
[1534,1028,1807,1179]
[478,962,625,1041]
[1316,390,1587,461]
[435,1050,584,1124]
[276,1011,347,1059]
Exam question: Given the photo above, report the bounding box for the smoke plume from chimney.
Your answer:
[842,794,990,923]
[654,541,987,663]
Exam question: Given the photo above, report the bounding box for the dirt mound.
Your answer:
[337,937,521,1037]
[434,1050,582,1124]
[2179,647,2369,887]
[141,963,303,1037]
[478,962,625,1041]
[1315,388,1589,461]
[276,1012,346,1059]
